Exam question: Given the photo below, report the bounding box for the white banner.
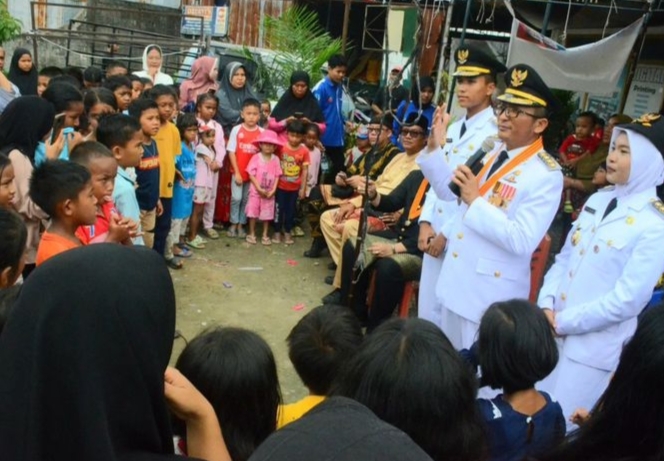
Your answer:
[506,16,644,94]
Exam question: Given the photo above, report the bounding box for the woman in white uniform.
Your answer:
[538,113,664,427]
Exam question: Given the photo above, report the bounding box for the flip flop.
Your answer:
[246,235,257,244]
[261,236,272,246]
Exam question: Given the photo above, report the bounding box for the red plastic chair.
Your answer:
[367,275,418,319]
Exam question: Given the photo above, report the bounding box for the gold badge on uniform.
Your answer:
[571,227,581,246]
[457,49,469,65]
[511,68,528,87]
[626,216,635,225]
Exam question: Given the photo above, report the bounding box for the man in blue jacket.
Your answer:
[313,54,348,182]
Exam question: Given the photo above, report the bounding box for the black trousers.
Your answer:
[339,241,407,332]
[323,146,345,184]
[153,197,172,257]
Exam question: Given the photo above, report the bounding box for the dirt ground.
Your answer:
[169,233,332,404]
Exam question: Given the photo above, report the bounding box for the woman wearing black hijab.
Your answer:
[0,96,57,277]
[0,244,230,461]
[7,48,38,96]
[268,71,326,143]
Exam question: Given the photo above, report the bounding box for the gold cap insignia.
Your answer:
[633,113,661,128]
[457,49,469,65]
[511,68,528,87]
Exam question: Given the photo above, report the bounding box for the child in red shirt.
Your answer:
[30,161,98,266]
[273,120,309,245]
[70,142,138,245]
[559,111,599,213]
[227,98,264,238]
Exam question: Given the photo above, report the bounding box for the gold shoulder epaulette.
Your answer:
[651,199,664,218]
[537,151,560,171]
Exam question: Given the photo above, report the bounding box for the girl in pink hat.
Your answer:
[245,130,283,245]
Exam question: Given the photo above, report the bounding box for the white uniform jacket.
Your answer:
[417,139,563,323]
[538,187,664,372]
[419,107,498,233]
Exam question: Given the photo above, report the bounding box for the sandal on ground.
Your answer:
[186,235,206,249]
[166,257,183,270]
[246,235,257,244]
[201,228,220,239]
[284,233,295,245]
[292,226,305,237]
[261,236,272,246]
[226,227,237,238]
[237,228,247,238]
[173,247,193,258]
[272,233,282,244]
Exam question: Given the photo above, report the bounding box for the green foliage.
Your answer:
[0,0,22,45]
[244,6,343,99]
[544,89,577,152]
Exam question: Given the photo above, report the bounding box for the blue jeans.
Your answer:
[274,189,298,233]
[230,181,250,225]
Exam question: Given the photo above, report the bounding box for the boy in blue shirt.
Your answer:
[313,54,347,182]
[128,98,161,249]
[96,114,146,245]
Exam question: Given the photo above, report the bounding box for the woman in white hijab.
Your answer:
[537,113,664,430]
[133,44,174,85]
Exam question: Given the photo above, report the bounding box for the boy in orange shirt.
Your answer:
[30,160,98,265]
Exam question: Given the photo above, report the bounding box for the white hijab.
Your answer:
[133,44,173,85]
[610,127,664,198]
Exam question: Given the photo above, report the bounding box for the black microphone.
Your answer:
[448,137,496,197]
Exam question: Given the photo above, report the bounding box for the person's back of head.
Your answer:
[105,60,128,78]
[38,66,63,79]
[29,160,91,219]
[97,113,141,150]
[42,81,83,114]
[128,97,158,121]
[176,326,281,461]
[70,141,114,167]
[543,303,664,461]
[83,66,103,88]
[103,75,132,93]
[83,87,118,113]
[287,304,363,395]
[334,318,486,461]
[248,396,434,461]
[478,299,558,393]
[0,208,27,289]
[0,284,20,336]
[0,244,178,460]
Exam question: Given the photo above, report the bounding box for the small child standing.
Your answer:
[274,119,309,245]
[227,98,264,238]
[260,100,271,128]
[96,114,145,245]
[195,93,226,240]
[304,123,322,196]
[559,112,599,213]
[0,154,16,209]
[165,114,198,269]
[149,85,182,257]
[128,98,161,249]
[70,142,136,245]
[187,125,217,249]
[30,160,98,265]
[245,130,283,245]
[475,299,564,461]
[345,125,370,169]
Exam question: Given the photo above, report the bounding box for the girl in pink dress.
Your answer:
[245,130,283,245]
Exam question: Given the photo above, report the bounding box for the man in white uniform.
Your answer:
[418,44,505,328]
[417,64,563,349]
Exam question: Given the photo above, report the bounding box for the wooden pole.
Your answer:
[341,0,351,54]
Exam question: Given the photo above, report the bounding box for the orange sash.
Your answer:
[477,138,544,196]
[407,179,429,221]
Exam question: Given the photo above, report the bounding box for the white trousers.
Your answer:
[444,309,479,350]
[538,351,612,432]
[418,253,444,328]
